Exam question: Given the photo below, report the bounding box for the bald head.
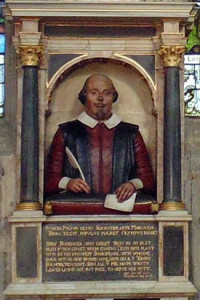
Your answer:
[78,74,118,104]
[85,74,114,90]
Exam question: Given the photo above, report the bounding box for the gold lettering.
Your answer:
[44,223,157,280]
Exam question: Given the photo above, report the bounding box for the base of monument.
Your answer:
[6,213,196,300]
[4,281,196,299]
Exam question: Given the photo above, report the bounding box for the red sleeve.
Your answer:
[44,128,65,196]
[134,131,156,196]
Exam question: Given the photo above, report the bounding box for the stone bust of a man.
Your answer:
[45,73,155,202]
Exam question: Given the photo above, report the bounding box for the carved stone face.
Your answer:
[84,75,114,120]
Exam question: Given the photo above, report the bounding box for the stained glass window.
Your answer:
[184,54,200,116]
[0,2,4,117]
[184,4,200,117]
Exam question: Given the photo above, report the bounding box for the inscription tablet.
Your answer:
[43,222,158,281]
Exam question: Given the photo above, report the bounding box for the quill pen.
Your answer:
[65,147,85,181]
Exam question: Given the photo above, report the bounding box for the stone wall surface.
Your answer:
[0,156,16,299]
[0,118,16,299]
[184,118,200,300]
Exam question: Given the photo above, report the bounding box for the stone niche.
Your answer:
[46,58,156,172]
[3,1,197,300]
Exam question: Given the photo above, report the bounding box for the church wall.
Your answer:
[0,155,14,299]
[184,118,200,300]
[0,18,17,298]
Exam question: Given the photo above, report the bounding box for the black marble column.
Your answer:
[163,67,182,204]
[159,45,185,210]
[20,66,39,205]
[17,45,43,211]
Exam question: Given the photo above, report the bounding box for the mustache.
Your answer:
[95,103,106,107]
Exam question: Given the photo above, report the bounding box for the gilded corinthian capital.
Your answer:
[158,46,185,67]
[18,45,44,67]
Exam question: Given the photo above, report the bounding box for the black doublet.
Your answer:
[59,120,139,193]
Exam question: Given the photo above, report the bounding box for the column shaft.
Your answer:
[20,66,39,202]
[163,67,181,203]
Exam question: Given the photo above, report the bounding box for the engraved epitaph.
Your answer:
[43,222,158,281]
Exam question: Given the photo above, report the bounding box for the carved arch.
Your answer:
[46,55,156,112]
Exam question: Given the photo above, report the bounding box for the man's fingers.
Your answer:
[71,185,89,194]
[77,180,91,193]
[122,189,133,201]
[115,186,126,202]
[115,183,135,202]
[118,187,129,202]
[71,185,82,193]
[79,184,90,194]
[67,178,91,194]
[80,180,91,191]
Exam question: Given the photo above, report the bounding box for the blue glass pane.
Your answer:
[0,65,4,82]
[0,34,5,53]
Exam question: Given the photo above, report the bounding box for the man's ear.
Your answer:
[113,91,118,103]
[78,90,86,104]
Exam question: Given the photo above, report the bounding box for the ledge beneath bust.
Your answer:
[5,281,197,298]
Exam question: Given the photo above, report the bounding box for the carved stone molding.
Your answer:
[19,32,42,47]
[5,1,195,21]
[17,45,44,67]
[158,45,185,67]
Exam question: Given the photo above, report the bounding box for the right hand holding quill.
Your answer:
[67,178,91,194]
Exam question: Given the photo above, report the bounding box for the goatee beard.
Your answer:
[95,109,108,120]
